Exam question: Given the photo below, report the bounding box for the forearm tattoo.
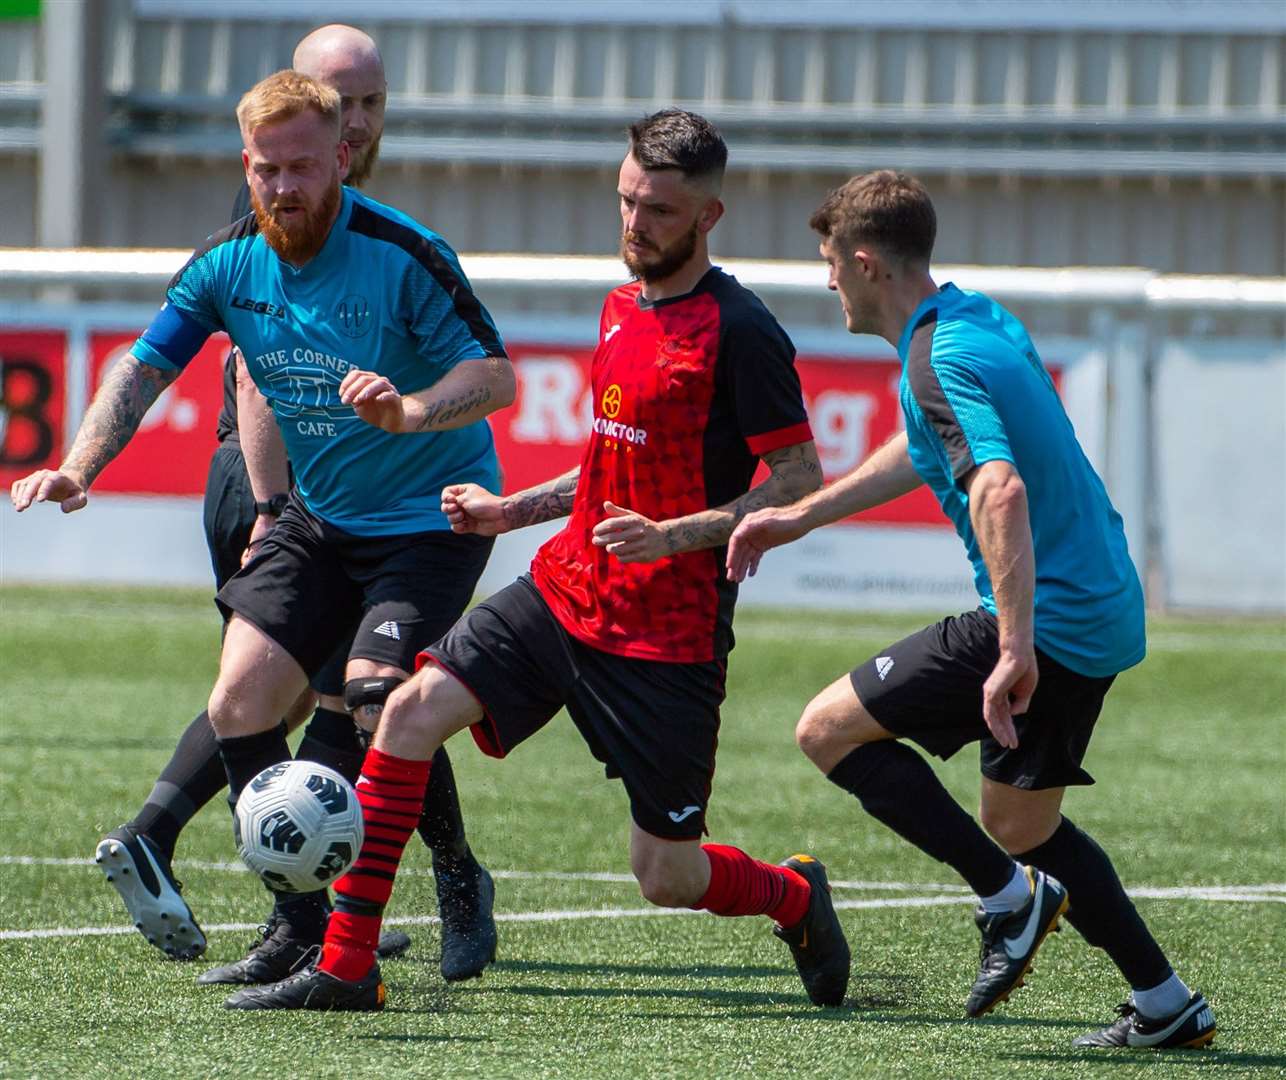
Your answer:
[668,442,824,554]
[502,468,580,529]
[63,357,176,485]
[413,384,493,431]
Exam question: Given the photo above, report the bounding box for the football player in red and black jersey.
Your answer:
[229,108,853,1013]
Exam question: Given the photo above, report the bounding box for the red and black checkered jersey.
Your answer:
[531,267,813,663]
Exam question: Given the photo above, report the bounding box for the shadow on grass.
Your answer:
[856,1011,1091,1031]
[1002,1050,1286,1070]
[493,961,926,1010]
[354,1033,489,1044]
[492,958,787,979]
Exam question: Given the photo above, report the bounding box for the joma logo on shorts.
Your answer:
[231,295,287,318]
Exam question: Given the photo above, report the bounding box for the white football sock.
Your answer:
[1132,973,1192,1018]
[979,862,1031,913]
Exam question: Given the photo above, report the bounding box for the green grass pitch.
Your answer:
[0,585,1283,1079]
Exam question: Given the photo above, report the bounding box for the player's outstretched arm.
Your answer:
[727,430,922,581]
[593,440,824,565]
[9,354,177,513]
[966,459,1038,749]
[340,356,515,434]
[442,467,580,537]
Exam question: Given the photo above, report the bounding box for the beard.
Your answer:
[620,220,700,284]
[344,131,382,188]
[251,179,341,264]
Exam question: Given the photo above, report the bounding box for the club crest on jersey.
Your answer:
[657,334,702,373]
[335,294,372,339]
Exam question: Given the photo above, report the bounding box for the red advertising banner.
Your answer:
[37,333,1056,519]
[89,331,230,496]
[0,330,67,488]
[495,343,947,526]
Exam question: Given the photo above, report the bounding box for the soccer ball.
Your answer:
[234,761,363,893]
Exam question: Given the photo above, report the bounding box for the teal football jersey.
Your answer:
[897,283,1145,677]
[132,187,504,536]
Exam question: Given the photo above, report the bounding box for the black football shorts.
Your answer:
[202,443,349,694]
[851,608,1116,790]
[217,493,492,682]
[421,574,726,839]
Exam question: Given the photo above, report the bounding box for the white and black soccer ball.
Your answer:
[233,761,363,893]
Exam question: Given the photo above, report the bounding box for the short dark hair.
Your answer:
[809,170,936,264]
[627,109,727,186]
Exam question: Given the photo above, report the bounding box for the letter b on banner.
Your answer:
[0,332,66,483]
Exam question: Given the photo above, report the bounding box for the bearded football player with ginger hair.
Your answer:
[12,67,513,990]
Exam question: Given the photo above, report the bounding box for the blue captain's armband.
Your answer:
[133,301,212,371]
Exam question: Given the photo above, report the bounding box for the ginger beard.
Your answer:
[250,179,342,264]
[620,219,700,284]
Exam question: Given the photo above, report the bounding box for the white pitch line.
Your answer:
[4,854,1285,899]
[0,859,1283,942]
[0,896,1051,942]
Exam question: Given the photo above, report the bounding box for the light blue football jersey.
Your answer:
[897,283,1145,677]
[132,187,504,536]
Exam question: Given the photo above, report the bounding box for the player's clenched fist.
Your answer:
[441,483,510,536]
[340,369,405,432]
[10,469,88,514]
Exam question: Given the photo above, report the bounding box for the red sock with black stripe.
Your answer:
[693,843,811,927]
[318,747,431,982]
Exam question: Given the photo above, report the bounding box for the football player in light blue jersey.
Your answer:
[726,171,1214,1051]
[11,69,515,995]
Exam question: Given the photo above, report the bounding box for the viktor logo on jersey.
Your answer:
[592,382,649,447]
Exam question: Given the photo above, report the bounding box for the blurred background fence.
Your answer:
[1,0,1283,612]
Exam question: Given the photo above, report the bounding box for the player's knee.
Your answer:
[796,696,850,767]
[794,706,827,764]
[979,805,1039,854]
[208,678,259,737]
[635,865,700,908]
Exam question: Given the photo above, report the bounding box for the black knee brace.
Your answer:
[343,675,405,714]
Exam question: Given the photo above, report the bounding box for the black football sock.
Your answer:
[295,706,365,784]
[217,721,291,803]
[270,889,331,938]
[1015,816,1174,990]
[827,742,1016,898]
[128,709,227,860]
[417,746,477,871]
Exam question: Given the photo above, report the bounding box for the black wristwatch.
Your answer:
[253,493,289,516]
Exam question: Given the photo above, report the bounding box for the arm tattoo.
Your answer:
[502,468,580,529]
[413,385,493,431]
[664,442,824,554]
[63,356,177,486]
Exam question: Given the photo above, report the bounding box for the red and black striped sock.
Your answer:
[693,843,811,928]
[319,747,430,982]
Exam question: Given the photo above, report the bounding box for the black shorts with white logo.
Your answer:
[202,441,349,695]
[216,493,492,682]
[421,574,726,839]
[851,608,1116,790]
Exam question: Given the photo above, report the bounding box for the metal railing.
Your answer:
[3,249,1283,311]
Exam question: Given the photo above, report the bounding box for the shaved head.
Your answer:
[292,24,386,186]
[293,24,382,79]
